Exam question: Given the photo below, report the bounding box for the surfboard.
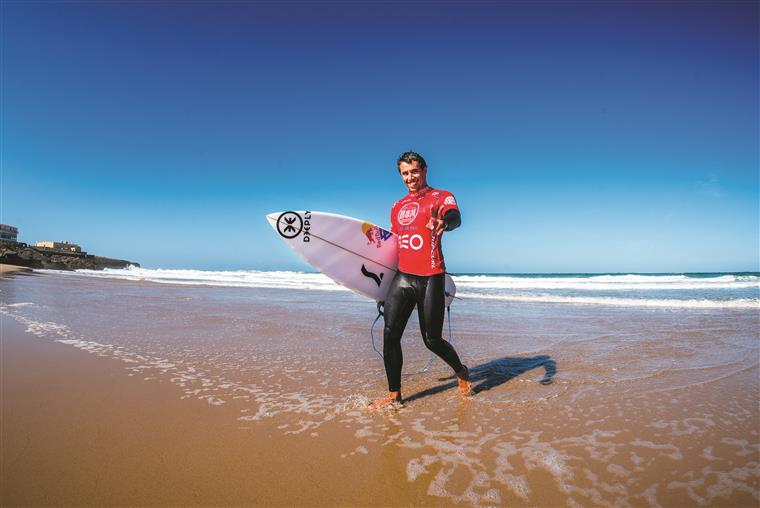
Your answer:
[266,210,456,306]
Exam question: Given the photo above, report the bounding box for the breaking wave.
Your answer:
[47,267,759,309]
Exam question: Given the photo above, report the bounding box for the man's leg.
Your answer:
[369,272,416,408]
[417,273,472,395]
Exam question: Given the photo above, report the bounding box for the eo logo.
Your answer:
[400,233,423,251]
[276,211,303,239]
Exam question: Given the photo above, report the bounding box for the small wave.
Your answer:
[58,268,760,292]
[454,274,759,291]
[456,292,760,309]
[58,267,348,292]
[47,268,759,307]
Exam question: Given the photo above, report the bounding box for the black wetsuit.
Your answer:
[382,209,464,393]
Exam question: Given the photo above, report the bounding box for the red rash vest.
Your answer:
[390,186,459,276]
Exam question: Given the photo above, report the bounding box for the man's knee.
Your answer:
[383,325,403,350]
[423,335,444,351]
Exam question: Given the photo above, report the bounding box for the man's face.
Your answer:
[398,161,427,193]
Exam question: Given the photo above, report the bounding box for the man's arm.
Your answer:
[443,209,461,232]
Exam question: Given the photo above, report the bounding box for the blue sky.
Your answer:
[2,1,757,273]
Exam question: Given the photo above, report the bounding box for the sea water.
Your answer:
[49,266,760,309]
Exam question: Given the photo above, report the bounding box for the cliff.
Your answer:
[0,242,139,271]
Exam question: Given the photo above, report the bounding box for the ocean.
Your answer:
[55,267,760,309]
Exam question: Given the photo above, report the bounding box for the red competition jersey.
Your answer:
[390,186,459,276]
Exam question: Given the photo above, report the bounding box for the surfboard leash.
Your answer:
[370,301,385,361]
[419,306,454,373]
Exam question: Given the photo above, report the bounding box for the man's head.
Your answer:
[397,151,428,193]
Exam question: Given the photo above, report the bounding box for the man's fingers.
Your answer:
[428,205,446,232]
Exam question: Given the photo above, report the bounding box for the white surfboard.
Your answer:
[266,211,455,306]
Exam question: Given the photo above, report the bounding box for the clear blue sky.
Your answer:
[2,1,757,273]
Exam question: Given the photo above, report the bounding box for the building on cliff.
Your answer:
[34,241,83,253]
[0,224,18,242]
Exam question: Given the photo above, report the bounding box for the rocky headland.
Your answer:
[0,242,138,271]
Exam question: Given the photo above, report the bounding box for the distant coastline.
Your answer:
[0,240,138,271]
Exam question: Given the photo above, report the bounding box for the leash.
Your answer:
[370,301,385,361]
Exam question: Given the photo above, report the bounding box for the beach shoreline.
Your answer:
[0,263,32,275]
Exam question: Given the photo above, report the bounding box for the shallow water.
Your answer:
[1,271,758,506]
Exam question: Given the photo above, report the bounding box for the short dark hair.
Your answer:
[397,151,427,171]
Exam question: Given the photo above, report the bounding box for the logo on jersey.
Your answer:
[400,233,424,251]
[361,222,392,248]
[444,195,456,206]
[397,202,419,226]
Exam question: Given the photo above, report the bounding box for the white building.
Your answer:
[34,241,82,253]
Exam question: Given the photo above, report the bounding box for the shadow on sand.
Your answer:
[404,355,557,404]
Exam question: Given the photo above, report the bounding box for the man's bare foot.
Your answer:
[456,366,473,396]
[368,391,403,410]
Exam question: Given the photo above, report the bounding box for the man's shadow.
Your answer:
[404,355,557,403]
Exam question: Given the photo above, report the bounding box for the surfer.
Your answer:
[369,151,472,409]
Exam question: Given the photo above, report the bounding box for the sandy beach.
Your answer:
[1,316,421,506]
[1,270,758,506]
[0,264,32,275]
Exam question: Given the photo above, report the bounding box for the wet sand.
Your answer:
[1,316,424,506]
[0,264,32,275]
[1,272,758,506]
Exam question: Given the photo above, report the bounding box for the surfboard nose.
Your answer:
[265,212,282,230]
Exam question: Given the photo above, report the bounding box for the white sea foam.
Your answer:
[457,292,760,309]
[453,274,760,290]
[49,268,759,309]
[61,267,759,290]
[58,266,348,292]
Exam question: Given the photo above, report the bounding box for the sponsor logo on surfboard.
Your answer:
[276,211,303,239]
[302,211,312,242]
[276,211,311,242]
[397,202,419,225]
[361,264,384,286]
[361,222,392,248]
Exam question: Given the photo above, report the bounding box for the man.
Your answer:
[369,151,472,409]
